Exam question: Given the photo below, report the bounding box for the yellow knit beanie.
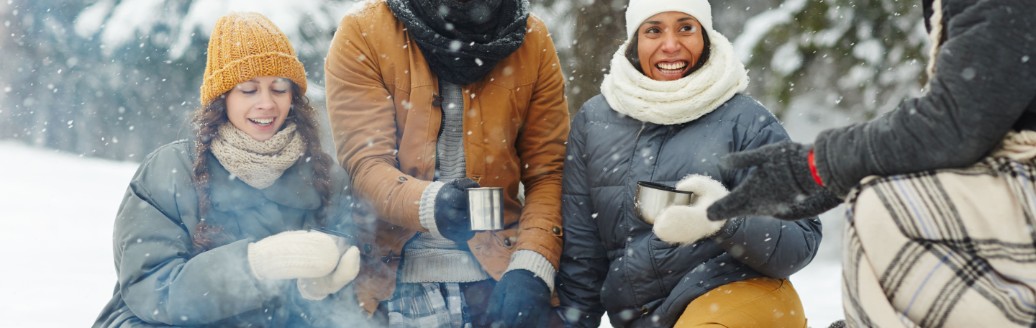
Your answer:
[200,12,307,106]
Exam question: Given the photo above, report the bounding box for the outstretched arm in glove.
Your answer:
[706,141,842,221]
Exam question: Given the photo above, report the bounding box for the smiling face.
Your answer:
[636,11,706,81]
[225,76,293,141]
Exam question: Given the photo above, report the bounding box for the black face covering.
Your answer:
[387,0,529,85]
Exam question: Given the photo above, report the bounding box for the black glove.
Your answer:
[483,270,552,328]
[433,178,480,243]
[706,141,841,221]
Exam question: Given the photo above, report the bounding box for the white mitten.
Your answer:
[297,246,361,300]
[653,174,730,245]
[247,230,341,280]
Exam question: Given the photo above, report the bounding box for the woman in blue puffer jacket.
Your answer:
[556,0,823,327]
[93,13,364,327]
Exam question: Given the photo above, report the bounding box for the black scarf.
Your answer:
[387,0,529,85]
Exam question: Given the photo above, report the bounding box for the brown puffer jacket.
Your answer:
[325,0,569,314]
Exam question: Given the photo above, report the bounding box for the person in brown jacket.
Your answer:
[324,0,569,326]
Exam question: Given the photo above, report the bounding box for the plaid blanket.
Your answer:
[843,155,1036,327]
[384,282,470,328]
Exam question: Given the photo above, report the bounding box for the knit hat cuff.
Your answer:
[201,52,307,105]
[625,0,712,38]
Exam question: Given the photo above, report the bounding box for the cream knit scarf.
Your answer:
[211,123,304,189]
[600,29,749,125]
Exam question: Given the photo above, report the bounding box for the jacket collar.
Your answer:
[924,0,945,80]
[206,152,321,212]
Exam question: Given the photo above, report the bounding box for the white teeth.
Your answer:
[656,62,687,70]
[250,118,274,125]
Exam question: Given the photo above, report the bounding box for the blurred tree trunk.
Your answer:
[562,0,626,114]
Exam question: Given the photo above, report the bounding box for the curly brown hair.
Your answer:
[188,83,334,252]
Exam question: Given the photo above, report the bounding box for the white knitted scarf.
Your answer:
[211,122,305,189]
[600,29,749,125]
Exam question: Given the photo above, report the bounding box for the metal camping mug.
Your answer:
[635,181,697,223]
[468,187,505,231]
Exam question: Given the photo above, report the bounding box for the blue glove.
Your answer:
[434,178,480,243]
[483,269,552,328]
[707,141,841,221]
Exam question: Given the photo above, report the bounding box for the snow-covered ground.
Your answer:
[0,141,844,327]
[0,141,134,327]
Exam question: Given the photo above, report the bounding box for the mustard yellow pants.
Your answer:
[674,277,807,328]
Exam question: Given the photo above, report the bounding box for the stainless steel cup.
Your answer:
[468,187,504,231]
[635,181,696,223]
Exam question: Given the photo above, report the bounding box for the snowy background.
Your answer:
[0,141,844,327]
[0,0,930,326]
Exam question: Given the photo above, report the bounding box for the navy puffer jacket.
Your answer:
[558,94,822,327]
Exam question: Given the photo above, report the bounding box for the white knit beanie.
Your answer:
[625,0,713,38]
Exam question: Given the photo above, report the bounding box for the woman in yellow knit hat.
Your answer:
[93,12,364,327]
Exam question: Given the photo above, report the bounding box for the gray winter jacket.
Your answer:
[816,0,1036,196]
[93,140,363,327]
[558,94,823,327]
